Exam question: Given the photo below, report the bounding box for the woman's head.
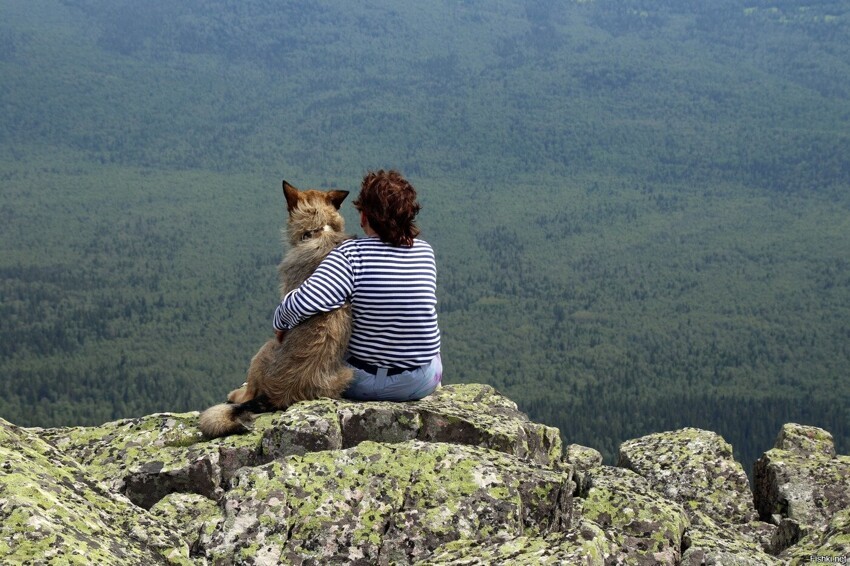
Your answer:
[354,170,421,247]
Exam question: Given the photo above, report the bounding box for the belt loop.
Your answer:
[376,367,388,389]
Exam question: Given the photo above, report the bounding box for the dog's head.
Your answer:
[282,181,349,246]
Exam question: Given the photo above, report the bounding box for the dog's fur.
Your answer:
[198,181,354,439]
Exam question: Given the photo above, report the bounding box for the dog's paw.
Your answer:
[227,383,251,404]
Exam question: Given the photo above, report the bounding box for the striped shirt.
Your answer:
[273,237,440,368]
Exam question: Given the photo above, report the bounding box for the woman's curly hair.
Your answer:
[354,170,421,247]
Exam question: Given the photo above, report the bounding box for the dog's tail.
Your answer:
[198,395,275,439]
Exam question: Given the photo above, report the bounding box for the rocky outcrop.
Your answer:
[203,441,571,564]
[618,428,779,564]
[1,384,848,564]
[754,423,850,562]
[0,417,190,564]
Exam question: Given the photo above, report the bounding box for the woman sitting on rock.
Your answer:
[273,169,442,401]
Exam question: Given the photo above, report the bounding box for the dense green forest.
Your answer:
[2,0,848,474]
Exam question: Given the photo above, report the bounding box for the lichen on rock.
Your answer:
[0,418,190,565]
[202,440,573,564]
[681,509,782,565]
[783,508,850,564]
[754,423,850,553]
[565,443,603,495]
[421,521,619,565]
[574,466,690,565]
[4,385,849,564]
[618,427,756,526]
[37,411,274,509]
[413,384,564,468]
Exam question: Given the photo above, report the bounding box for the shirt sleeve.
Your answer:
[273,248,354,331]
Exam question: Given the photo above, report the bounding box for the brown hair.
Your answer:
[354,170,421,247]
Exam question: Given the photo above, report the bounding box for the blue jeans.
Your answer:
[342,354,442,401]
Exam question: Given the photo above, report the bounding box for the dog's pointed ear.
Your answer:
[326,190,349,210]
[283,181,300,213]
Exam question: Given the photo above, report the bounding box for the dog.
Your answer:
[198,181,354,438]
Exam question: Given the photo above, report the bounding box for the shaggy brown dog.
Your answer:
[198,181,353,438]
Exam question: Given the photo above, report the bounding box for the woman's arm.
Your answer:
[273,248,354,331]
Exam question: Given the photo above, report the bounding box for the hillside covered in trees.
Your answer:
[2,0,849,472]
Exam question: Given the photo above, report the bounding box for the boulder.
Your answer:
[565,443,603,495]
[774,422,837,458]
[618,427,786,563]
[618,428,756,525]
[574,466,690,564]
[782,509,850,564]
[35,384,561,511]
[422,522,620,565]
[681,510,782,565]
[199,440,573,564]
[0,418,190,565]
[3,386,848,564]
[37,411,272,509]
[753,423,850,548]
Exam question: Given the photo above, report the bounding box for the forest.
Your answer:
[1,0,849,474]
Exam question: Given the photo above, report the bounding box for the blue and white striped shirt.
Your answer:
[273,237,441,368]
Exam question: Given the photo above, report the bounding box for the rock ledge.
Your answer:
[1,385,847,564]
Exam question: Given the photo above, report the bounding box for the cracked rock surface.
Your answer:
[2,384,848,564]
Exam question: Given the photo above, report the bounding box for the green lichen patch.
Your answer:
[566,444,604,495]
[775,423,836,458]
[754,447,850,532]
[201,440,572,564]
[574,466,689,564]
[338,401,421,448]
[262,398,344,459]
[415,384,563,467]
[150,492,223,553]
[784,509,850,565]
[0,419,190,565]
[421,521,619,565]
[566,444,603,471]
[36,412,205,463]
[32,411,274,509]
[618,427,756,525]
[682,509,782,565]
[426,383,521,412]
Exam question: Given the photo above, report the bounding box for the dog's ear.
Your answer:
[326,190,349,210]
[283,181,300,213]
